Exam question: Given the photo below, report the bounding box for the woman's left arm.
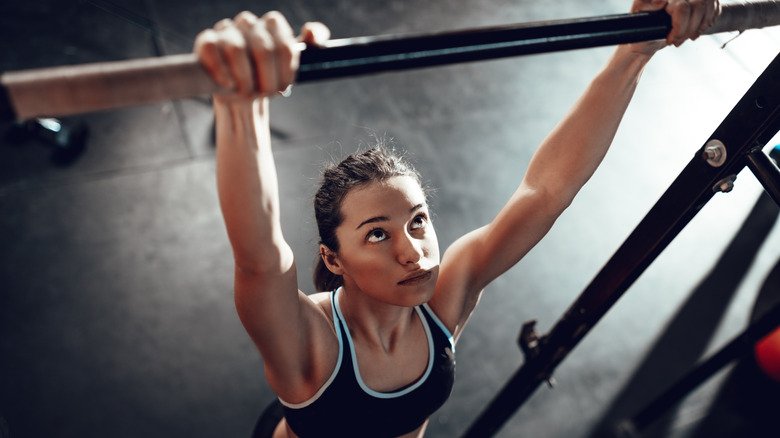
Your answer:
[433,0,720,337]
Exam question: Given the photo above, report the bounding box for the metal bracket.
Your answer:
[517,319,540,359]
[517,320,556,388]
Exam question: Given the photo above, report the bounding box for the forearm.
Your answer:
[524,45,654,206]
[215,96,293,272]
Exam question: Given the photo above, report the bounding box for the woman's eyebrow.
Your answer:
[356,216,389,230]
[355,204,426,230]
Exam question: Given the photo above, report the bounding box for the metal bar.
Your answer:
[628,301,780,432]
[2,1,780,120]
[746,147,780,207]
[461,51,780,438]
[296,11,671,82]
[298,0,780,82]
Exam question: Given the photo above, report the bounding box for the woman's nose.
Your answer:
[396,232,423,265]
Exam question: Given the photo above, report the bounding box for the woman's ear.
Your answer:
[319,244,344,275]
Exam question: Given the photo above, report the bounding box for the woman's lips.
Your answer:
[398,270,433,285]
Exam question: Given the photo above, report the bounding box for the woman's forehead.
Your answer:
[340,176,426,225]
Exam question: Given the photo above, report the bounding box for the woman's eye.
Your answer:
[366,229,387,243]
[411,214,427,230]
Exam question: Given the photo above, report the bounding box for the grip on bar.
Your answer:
[1,1,779,121]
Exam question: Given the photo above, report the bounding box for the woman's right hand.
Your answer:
[194,11,330,100]
[628,0,721,55]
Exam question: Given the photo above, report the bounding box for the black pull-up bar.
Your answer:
[1,1,780,120]
[296,0,777,82]
[296,10,671,83]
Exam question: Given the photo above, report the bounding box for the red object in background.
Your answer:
[755,325,780,382]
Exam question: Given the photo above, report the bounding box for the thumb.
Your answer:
[298,22,331,47]
[631,0,667,13]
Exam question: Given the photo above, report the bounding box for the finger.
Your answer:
[216,22,255,95]
[630,0,666,14]
[235,14,277,94]
[194,28,235,90]
[694,0,714,37]
[264,11,300,91]
[709,0,722,28]
[232,10,259,31]
[298,22,331,46]
[213,18,231,31]
[666,0,692,46]
[687,0,709,40]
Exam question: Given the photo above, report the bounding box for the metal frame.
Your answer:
[620,298,780,436]
[462,51,780,438]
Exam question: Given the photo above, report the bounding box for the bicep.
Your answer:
[233,260,333,396]
[436,183,565,325]
[468,183,565,288]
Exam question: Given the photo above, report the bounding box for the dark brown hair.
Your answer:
[313,144,423,291]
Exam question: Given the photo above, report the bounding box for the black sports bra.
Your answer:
[280,287,456,437]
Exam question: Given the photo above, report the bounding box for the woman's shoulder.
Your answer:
[307,291,336,324]
[307,290,332,306]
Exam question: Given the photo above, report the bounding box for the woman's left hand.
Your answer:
[629,0,721,54]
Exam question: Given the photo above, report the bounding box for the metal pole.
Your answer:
[627,302,780,433]
[746,147,780,207]
[296,11,671,82]
[462,51,780,438]
[2,2,780,120]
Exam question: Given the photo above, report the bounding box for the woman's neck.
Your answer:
[337,286,417,354]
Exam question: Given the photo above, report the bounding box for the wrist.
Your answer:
[615,43,656,61]
[214,95,269,119]
[608,44,655,77]
[213,95,269,138]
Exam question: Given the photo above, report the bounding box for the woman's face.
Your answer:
[328,175,440,307]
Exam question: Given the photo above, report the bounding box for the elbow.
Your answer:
[233,240,295,277]
[523,181,575,219]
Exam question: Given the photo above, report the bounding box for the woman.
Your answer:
[194,1,720,436]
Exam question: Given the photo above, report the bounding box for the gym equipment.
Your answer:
[461,51,780,438]
[755,326,780,382]
[616,296,780,436]
[1,1,780,120]
[4,118,89,165]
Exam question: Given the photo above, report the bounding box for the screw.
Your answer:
[703,139,727,167]
[712,174,737,193]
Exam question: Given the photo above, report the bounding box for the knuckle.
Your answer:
[262,10,285,23]
[234,11,257,24]
[213,18,233,30]
[250,28,274,53]
[277,41,295,60]
[194,29,217,48]
[220,31,247,56]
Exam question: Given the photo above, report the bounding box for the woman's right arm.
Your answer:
[196,12,335,402]
[213,92,300,346]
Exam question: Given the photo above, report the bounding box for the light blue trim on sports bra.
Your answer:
[333,287,435,398]
[422,302,455,352]
[278,291,344,409]
[278,287,456,406]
